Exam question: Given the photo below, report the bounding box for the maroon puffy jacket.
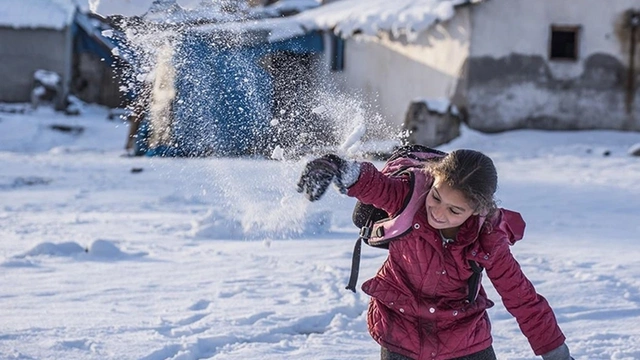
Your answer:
[347,162,566,360]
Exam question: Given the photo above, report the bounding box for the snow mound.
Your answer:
[88,239,148,259]
[18,241,86,257]
[10,240,146,261]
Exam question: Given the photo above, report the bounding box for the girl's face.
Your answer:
[425,176,476,233]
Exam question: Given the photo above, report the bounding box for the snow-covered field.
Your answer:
[1,103,640,360]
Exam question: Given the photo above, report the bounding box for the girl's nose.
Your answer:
[432,206,444,219]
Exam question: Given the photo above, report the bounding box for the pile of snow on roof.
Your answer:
[0,0,76,30]
[295,0,478,39]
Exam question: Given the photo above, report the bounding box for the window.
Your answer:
[330,33,344,71]
[549,25,580,61]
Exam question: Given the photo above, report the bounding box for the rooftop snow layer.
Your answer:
[77,0,320,19]
[192,0,473,43]
[0,0,77,30]
[295,0,479,38]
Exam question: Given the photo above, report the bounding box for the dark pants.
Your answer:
[381,346,496,360]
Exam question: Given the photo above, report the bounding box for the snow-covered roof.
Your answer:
[192,0,479,43]
[295,0,482,39]
[266,0,321,15]
[0,0,77,30]
[79,0,168,17]
[70,0,478,45]
[77,0,320,22]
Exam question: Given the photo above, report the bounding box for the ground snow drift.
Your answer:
[1,105,640,359]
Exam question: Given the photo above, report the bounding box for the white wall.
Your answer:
[470,0,638,79]
[466,0,640,131]
[316,7,471,139]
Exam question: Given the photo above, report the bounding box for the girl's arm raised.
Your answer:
[346,161,410,217]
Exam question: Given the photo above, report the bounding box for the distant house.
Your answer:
[0,0,130,109]
[295,0,640,145]
[0,0,76,108]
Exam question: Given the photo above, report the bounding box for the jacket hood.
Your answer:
[494,209,526,245]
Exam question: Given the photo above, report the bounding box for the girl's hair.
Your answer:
[427,149,498,216]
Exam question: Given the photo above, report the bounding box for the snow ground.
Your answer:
[1,103,640,360]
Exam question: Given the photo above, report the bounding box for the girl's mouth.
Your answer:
[428,209,446,224]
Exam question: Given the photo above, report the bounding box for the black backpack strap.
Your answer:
[345,236,363,293]
[346,202,382,293]
[467,260,484,304]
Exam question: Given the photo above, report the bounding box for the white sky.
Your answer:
[1,101,639,359]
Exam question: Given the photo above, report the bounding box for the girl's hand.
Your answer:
[296,154,360,201]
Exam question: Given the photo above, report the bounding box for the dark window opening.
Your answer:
[550,26,580,60]
[330,33,344,71]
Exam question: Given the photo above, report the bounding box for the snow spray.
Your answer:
[110,6,401,240]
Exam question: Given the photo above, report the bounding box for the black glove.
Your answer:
[296,154,359,202]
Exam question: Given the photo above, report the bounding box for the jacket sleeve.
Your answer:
[481,211,566,356]
[346,161,410,216]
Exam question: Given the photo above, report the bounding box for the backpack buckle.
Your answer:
[359,226,372,239]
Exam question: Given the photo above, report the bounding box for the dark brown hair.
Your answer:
[427,149,498,215]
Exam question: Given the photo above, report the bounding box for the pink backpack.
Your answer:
[346,145,484,303]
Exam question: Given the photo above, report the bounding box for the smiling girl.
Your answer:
[297,149,573,360]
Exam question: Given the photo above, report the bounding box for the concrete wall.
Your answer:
[315,7,471,139]
[0,27,71,103]
[466,0,640,131]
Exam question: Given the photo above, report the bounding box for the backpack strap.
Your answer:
[345,170,427,292]
[367,171,428,246]
[345,225,366,292]
[467,260,484,304]
[346,200,385,292]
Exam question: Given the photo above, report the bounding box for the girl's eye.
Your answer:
[449,208,461,215]
[432,195,441,202]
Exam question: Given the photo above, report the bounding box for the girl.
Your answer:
[296,150,573,360]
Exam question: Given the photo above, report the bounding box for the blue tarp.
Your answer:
[74,12,137,67]
[147,30,323,157]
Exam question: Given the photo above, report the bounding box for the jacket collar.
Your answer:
[449,214,486,247]
[420,206,485,247]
